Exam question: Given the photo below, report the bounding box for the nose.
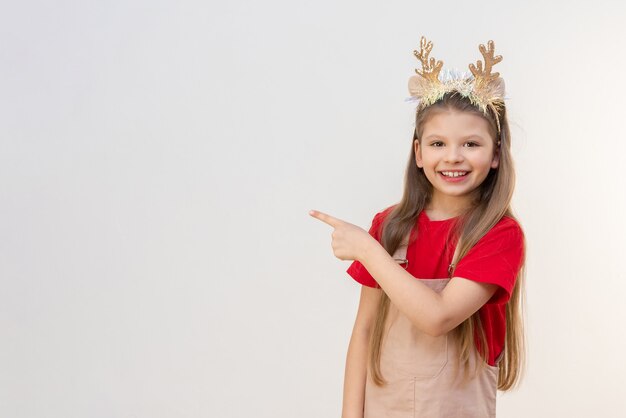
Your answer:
[444,145,464,163]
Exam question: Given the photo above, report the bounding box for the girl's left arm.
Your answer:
[360,243,498,337]
[308,208,499,337]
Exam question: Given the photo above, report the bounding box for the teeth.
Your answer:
[441,171,467,177]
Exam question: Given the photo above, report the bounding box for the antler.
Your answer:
[413,36,443,83]
[469,40,502,83]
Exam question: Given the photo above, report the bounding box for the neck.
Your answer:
[427,194,475,218]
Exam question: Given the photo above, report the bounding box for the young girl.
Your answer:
[310,37,526,417]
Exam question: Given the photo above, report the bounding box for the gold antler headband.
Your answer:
[407,36,506,133]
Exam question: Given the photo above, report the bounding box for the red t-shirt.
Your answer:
[346,205,525,367]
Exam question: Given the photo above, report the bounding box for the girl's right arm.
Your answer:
[342,285,382,418]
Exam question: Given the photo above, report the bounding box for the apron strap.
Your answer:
[392,233,410,268]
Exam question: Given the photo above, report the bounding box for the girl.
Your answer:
[310,37,526,418]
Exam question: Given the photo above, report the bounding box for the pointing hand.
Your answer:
[309,209,377,262]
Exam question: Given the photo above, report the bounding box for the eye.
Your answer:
[430,141,444,147]
[464,141,479,147]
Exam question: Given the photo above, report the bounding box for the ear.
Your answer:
[491,141,500,169]
[414,139,423,168]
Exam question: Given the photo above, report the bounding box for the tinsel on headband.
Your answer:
[406,36,506,133]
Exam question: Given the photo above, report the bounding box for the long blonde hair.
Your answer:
[368,91,527,391]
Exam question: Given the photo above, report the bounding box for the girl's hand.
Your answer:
[309,209,377,262]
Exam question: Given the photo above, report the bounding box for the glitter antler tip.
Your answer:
[413,36,443,83]
[468,40,503,83]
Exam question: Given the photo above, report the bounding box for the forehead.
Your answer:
[421,109,492,139]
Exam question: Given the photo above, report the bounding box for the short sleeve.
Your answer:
[345,210,387,288]
[452,218,525,305]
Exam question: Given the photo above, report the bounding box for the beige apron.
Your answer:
[363,243,502,418]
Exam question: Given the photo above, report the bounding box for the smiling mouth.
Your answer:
[439,171,470,178]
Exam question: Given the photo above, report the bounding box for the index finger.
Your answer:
[309,209,343,228]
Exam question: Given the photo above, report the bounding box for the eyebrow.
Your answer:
[423,134,486,141]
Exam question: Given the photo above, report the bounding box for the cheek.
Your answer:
[420,148,436,161]
[470,152,494,165]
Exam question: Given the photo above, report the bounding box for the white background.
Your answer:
[2,1,625,417]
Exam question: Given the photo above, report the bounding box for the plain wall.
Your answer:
[1,0,625,417]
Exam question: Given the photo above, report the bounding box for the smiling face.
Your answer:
[414,107,500,214]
